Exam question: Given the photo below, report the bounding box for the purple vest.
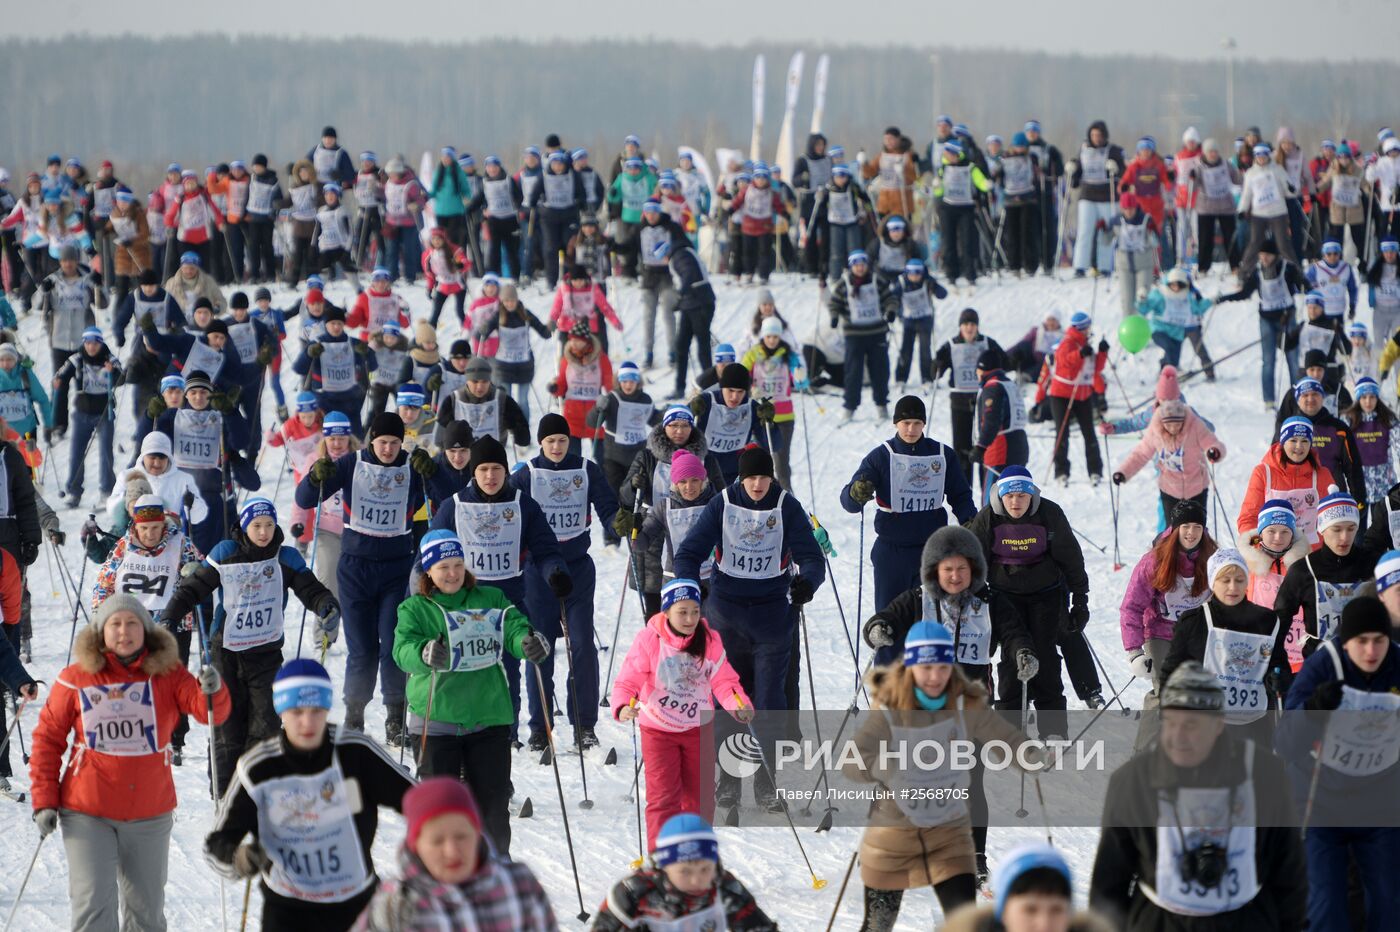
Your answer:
[1311,422,1346,478]
[1354,416,1389,468]
[991,522,1049,566]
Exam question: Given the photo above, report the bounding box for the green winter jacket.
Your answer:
[428,161,473,219]
[608,170,659,223]
[393,583,532,730]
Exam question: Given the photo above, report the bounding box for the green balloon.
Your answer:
[1118,314,1151,354]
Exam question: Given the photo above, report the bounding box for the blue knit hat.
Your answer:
[239,497,276,530]
[994,843,1071,921]
[322,411,353,436]
[714,344,737,364]
[1069,311,1092,331]
[1376,550,1400,593]
[294,390,319,413]
[847,250,870,267]
[903,621,956,667]
[661,578,702,611]
[159,375,185,393]
[617,361,641,382]
[1292,378,1323,399]
[994,465,1037,497]
[1356,376,1380,398]
[420,529,464,571]
[273,659,333,714]
[1278,416,1313,442]
[1257,499,1297,534]
[82,327,103,344]
[652,813,718,866]
[396,383,426,408]
[661,405,694,427]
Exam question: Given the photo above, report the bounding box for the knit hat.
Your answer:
[536,412,570,442]
[140,431,172,459]
[442,421,472,450]
[958,308,979,325]
[1336,596,1391,643]
[0,345,17,363]
[661,578,702,611]
[1316,487,1360,532]
[976,348,1004,372]
[414,321,436,345]
[1069,311,1091,331]
[759,317,784,339]
[1155,365,1181,401]
[1356,377,1380,398]
[448,339,470,357]
[569,321,591,340]
[1279,416,1313,443]
[738,446,774,480]
[719,363,751,391]
[123,474,153,512]
[903,621,956,666]
[661,405,694,428]
[469,436,509,472]
[131,494,166,525]
[1257,499,1297,534]
[642,814,718,872]
[670,449,706,484]
[82,327,103,344]
[91,593,155,638]
[714,344,737,364]
[1377,550,1400,593]
[1159,661,1224,712]
[396,383,426,409]
[295,390,319,413]
[1206,548,1248,582]
[995,464,1036,497]
[994,844,1071,922]
[272,659,333,714]
[1169,499,1207,528]
[315,304,343,324]
[183,371,213,393]
[322,411,353,436]
[230,291,249,310]
[304,287,324,305]
[203,318,229,337]
[892,395,926,423]
[1301,350,1328,371]
[403,777,483,854]
[159,374,185,393]
[464,356,493,379]
[419,529,465,572]
[239,497,276,530]
[617,361,641,383]
[367,412,404,441]
[1304,290,1325,308]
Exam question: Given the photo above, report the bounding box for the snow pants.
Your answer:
[938,203,979,283]
[259,886,373,932]
[524,554,598,733]
[1196,212,1238,273]
[246,220,276,282]
[742,232,775,282]
[339,551,413,711]
[1073,199,1115,273]
[66,408,115,502]
[1002,201,1041,275]
[419,725,514,856]
[828,222,864,283]
[383,224,421,284]
[872,536,924,665]
[1116,250,1156,319]
[1048,396,1102,480]
[224,221,246,282]
[949,391,977,482]
[673,298,715,397]
[706,590,793,712]
[61,809,174,932]
[540,210,578,289]
[1305,826,1400,932]
[894,317,933,385]
[641,723,715,850]
[483,217,519,278]
[318,387,366,437]
[1259,312,1299,405]
[639,266,678,366]
[993,590,1069,739]
[209,641,282,797]
[1240,214,1298,278]
[842,331,891,413]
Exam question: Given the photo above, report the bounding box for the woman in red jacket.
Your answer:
[1236,417,1336,550]
[547,322,613,457]
[29,593,230,931]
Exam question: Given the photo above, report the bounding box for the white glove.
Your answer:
[1106,160,1120,176]
[1128,650,1154,680]
[1016,649,1040,683]
[198,665,223,695]
[1064,160,1078,177]
[34,809,58,838]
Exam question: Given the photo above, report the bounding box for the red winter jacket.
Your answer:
[1041,327,1106,402]
[728,182,789,236]
[164,188,224,245]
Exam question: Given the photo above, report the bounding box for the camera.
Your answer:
[1178,840,1229,890]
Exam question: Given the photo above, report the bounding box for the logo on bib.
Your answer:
[470,510,505,541]
[270,785,324,834]
[903,462,933,488]
[1225,641,1270,678]
[546,476,580,501]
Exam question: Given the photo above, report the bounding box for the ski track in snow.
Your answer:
[0,266,1311,927]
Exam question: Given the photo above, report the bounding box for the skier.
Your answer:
[932,308,1004,480]
[861,125,918,220]
[115,429,207,534]
[550,264,622,354]
[102,189,150,309]
[812,163,875,284]
[1345,323,1377,392]
[1089,662,1306,930]
[1189,138,1243,274]
[351,777,557,930]
[224,291,277,457]
[829,250,898,422]
[589,813,776,931]
[1367,238,1400,345]
[1344,377,1400,516]
[162,169,225,276]
[204,658,411,930]
[52,326,120,507]
[1066,120,1126,276]
[141,301,242,394]
[422,227,470,327]
[841,394,975,619]
[934,141,991,287]
[434,356,529,450]
[1239,499,1311,669]
[466,155,522,278]
[244,154,286,283]
[29,594,229,930]
[313,183,360,288]
[1237,418,1335,549]
[739,317,805,492]
[1275,488,1377,657]
[514,412,620,750]
[1283,298,1349,404]
[393,529,548,853]
[1238,142,1300,277]
[38,244,106,437]
[794,133,833,280]
[945,844,1113,932]
[297,413,430,744]
[0,543,38,798]
[1216,241,1308,407]
[633,450,721,615]
[1273,377,1364,500]
[586,359,660,545]
[0,342,52,449]
[1138,268,1215,377]
[1005,309,1063,383]
[728,166,787,285]
[970,349,1029,500]
[1119,137,1175,266]
[634,201,686,367]
[546,322,613,458]
[427,146,474,251]
[472,283,550,422]
[1111,192,1160,322]
[1307,239,1359,323]
[380,159,426,283]
[308,126,356,186]
[619,406,725,541]
[688,364,772,485]
[292,302,376,436]
[1111,389,1226,518]
[1317,144,1369,261]
[607,157,659,279]
[669,238,717,402]
[891,258,947,392]
[284,159,320,285]
[1039,312,1107,485]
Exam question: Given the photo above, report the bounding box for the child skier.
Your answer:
[547,322,613,458]
[634,450,719,615]
[434,356,530,449]
[473,283,550,421]
[293,302,376,436]
[53,326,121,507]
[739,319,806,493]
[1239,500,1310,671]
[1237,417,1337,549]
[891,257,947,392]
[586,360,660,545]
[1274,489,1377,657]
[1111,395,1226,520]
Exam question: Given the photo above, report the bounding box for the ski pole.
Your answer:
[1067,675,1138,746]
[800,657,877,815]
[194,601,221,801]
[532,666,591,922]
[855,509,865,673]
[1070,524,1107,554]
[1301,714,1332,837]
[2,834,46,932]
[42,528,59,598]
[1082,637,1132,716]
[732,694,826,889]
[417,670,438,767]
[798,388,818,504]
[825,850,858,932]
[556,597,594,809]
[237,876,253,932]
[1102,434,1123,570]
[0,697,28,761]
[10,692,29,765]
[294,487,325,659]
[821,552,867,705]
[799,607,838,830]
[602,489,646,705]
[1015,673,1030,818]
[628,698,644,869]
[62,536,92,666]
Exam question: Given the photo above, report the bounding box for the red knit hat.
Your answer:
[1155,365,1181,402]
[403,777,482,852]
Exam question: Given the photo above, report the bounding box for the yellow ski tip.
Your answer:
[812,877,828,890]
[630,857,643,869]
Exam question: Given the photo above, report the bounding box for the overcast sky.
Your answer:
[13,0,1395,61]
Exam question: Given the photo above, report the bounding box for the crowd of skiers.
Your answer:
[1,113,1400,932]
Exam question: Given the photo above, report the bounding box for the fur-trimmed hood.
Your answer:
[645,419,709,462]
[1237,528,1310,577]
[72,623,181,677]
[921,525,987,594]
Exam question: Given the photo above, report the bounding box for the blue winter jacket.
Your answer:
[839,436,975,547]
[509,453,619,563]
[295,449,425,560]
[427,480,568,592]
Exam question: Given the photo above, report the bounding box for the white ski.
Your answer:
[749,54,766,163]
[773,51,805,181]
[809,53,830,135]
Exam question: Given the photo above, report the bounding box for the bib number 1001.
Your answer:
[95,719,140,742]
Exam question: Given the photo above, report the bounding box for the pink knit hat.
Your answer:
[1156,365,1181,402]
[671,449,706,483]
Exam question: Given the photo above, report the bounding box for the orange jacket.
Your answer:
[1236,445,1334,547]
[1042,328,1107,402]
[861,148,918,217]
[549,337,612,439]
[30,625,230,821]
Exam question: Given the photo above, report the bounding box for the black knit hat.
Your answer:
[976,348,1004,371]
[442,421,473,450]
[719,363,751,391]
[958,307,980,325]
[203,318,228,336]
[230,291,249,309]
[1336,596,1391,644]
[469,436,508,472]
[738,445,774,479]
[1170,499,1208,528]
[892,395,926,423]
[369,412,405,441]
[139,268,160,286]
[537,412,570,442]
[1302,349,1328,370]
[322,305,346,323]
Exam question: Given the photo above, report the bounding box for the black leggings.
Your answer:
[859,874,978,931]
[430,289,466,327]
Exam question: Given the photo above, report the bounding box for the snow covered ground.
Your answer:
[0,262,1310,928]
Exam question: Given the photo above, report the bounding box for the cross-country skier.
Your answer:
[1111,389,1225,519]
[1216,241,1308,407]
[472,286,550,422]
[634,450,720,615]
[1274,488,1377,660]
[1111,193,1160,322]
[688,364,773,486]
[434,356,529,450]
[739,317,805,493]
[932,308,1004,480]
[1137,268,1215,377]
[829,249,898,422]
[1237,417,1335,549]
[1066,120,1126,276]
[969,349,1028,500]
[1272,378,1364,499]
[1238,142,1300,276]
[586,359,659,546]
[1038,312,1107,485]
[292,302,376,436]
[891,258,947,393]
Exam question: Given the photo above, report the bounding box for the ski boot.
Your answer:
[527,729,549,753]
[840,409,854,424]
[575,727,599,751]
[385,703,407,748]
[875,405,889,421]
[172,746,184,767]
[1090,474,1102,488]
[343,703,366,733]
[18,638,30,663]
[0,777,23,802]
[715,772,740,811]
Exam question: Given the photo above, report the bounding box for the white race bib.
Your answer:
[348,459,410,537]
[719,488,785,579]
[79,681,159,757]
[530,466,590,542]
[173,409,221,470]
[453,494,524,580]
[221,555,284,651]
[885,444,947,514]
[442,605,505,673]
[255,756,372,903]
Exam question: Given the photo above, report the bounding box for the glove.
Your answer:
[421,639,450,671]
[225,384,241,405]
[1064,160,1078,176]
[33,809,58,838]
[1205,448,1221,462]
[1097,338,1109,354]
[290,523,305,539]
[410,447,437,477]
[546,380,559,396]
[1112,472,1126,484]
[310,456,337,485]
[1128,650,1154,680]
[812,525,837,558]
[139,312,157,333]
[18,355,32,370]
[789,575,815,606]
[1265,667,1288,698]
[968,446,985,464]
[256,344,274,365]
[755,399,776,422]
[89,270,103,285]
[611,508,634,537]
[425,372,443,393]
[79,515,102,545]
[307,342,324,358]
[549,569,573,598]
[209,391,234,413]
[1097,421,1116,435]
[884,309,896,323]
[1079,344,1093,358]
[794,377,811,392]
[864,619,895,648]
[688,395,707,417]
[848,479,875,505]
[17,541,37,567]
[829,316,839,330]
[146,396,167,419]
[183,490,196,510]
[522,631,551,664]
[1065,599,1090,634]
[233,842,273,879]
[315,599,341,643]
[47,528,65,547]
[198,665,223,695]
[1305,678,1343,712]
[354,340,370,357]
[40,278,54,292]
[180,561,200,578]
[1016,648,1040,682]
[1105,160,1119,176]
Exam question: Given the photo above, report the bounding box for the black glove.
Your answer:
[548,569,572,598]
[138,312,157,333]
[1079,344,1093,358]
[42,427,53,445]
[354,340,370,357]
[17,541,38,567]
[546,380,559,395]
[1112,472,1126,484]
[1065,597,1090,634]
[425,372,443,393]
[256,344,274,366]
[522,631,550,664]
[884,309,896,323]
[290,522,305,539]
[1097,338,1109,354]
[410,447,437,477]
[226,384,242,405]
[1305,679,1343,712]
[968,446,985,464]
[183,490,196,510]
[209,391,234,413]
[864,619,895,648]
[47,528,65,547]
[789,575,815,606]
[755,399,776,423]
[233,842,273,879]
[40,278,54,293]
[307,342,324,358]
[146,396,167,419]
[848,479,875,505]
[829,316,839,329]
[612,508,634,537]
[1205,447,1221,462]
[310,456,337,485]
[1265,667,1288,698]
[89,270,103,285]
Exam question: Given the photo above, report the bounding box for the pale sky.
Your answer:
[12,0,1396,61]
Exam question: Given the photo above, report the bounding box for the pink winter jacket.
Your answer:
[611,613,750,734]
[1119,543,1210,650]
[1114,407,1226,500]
